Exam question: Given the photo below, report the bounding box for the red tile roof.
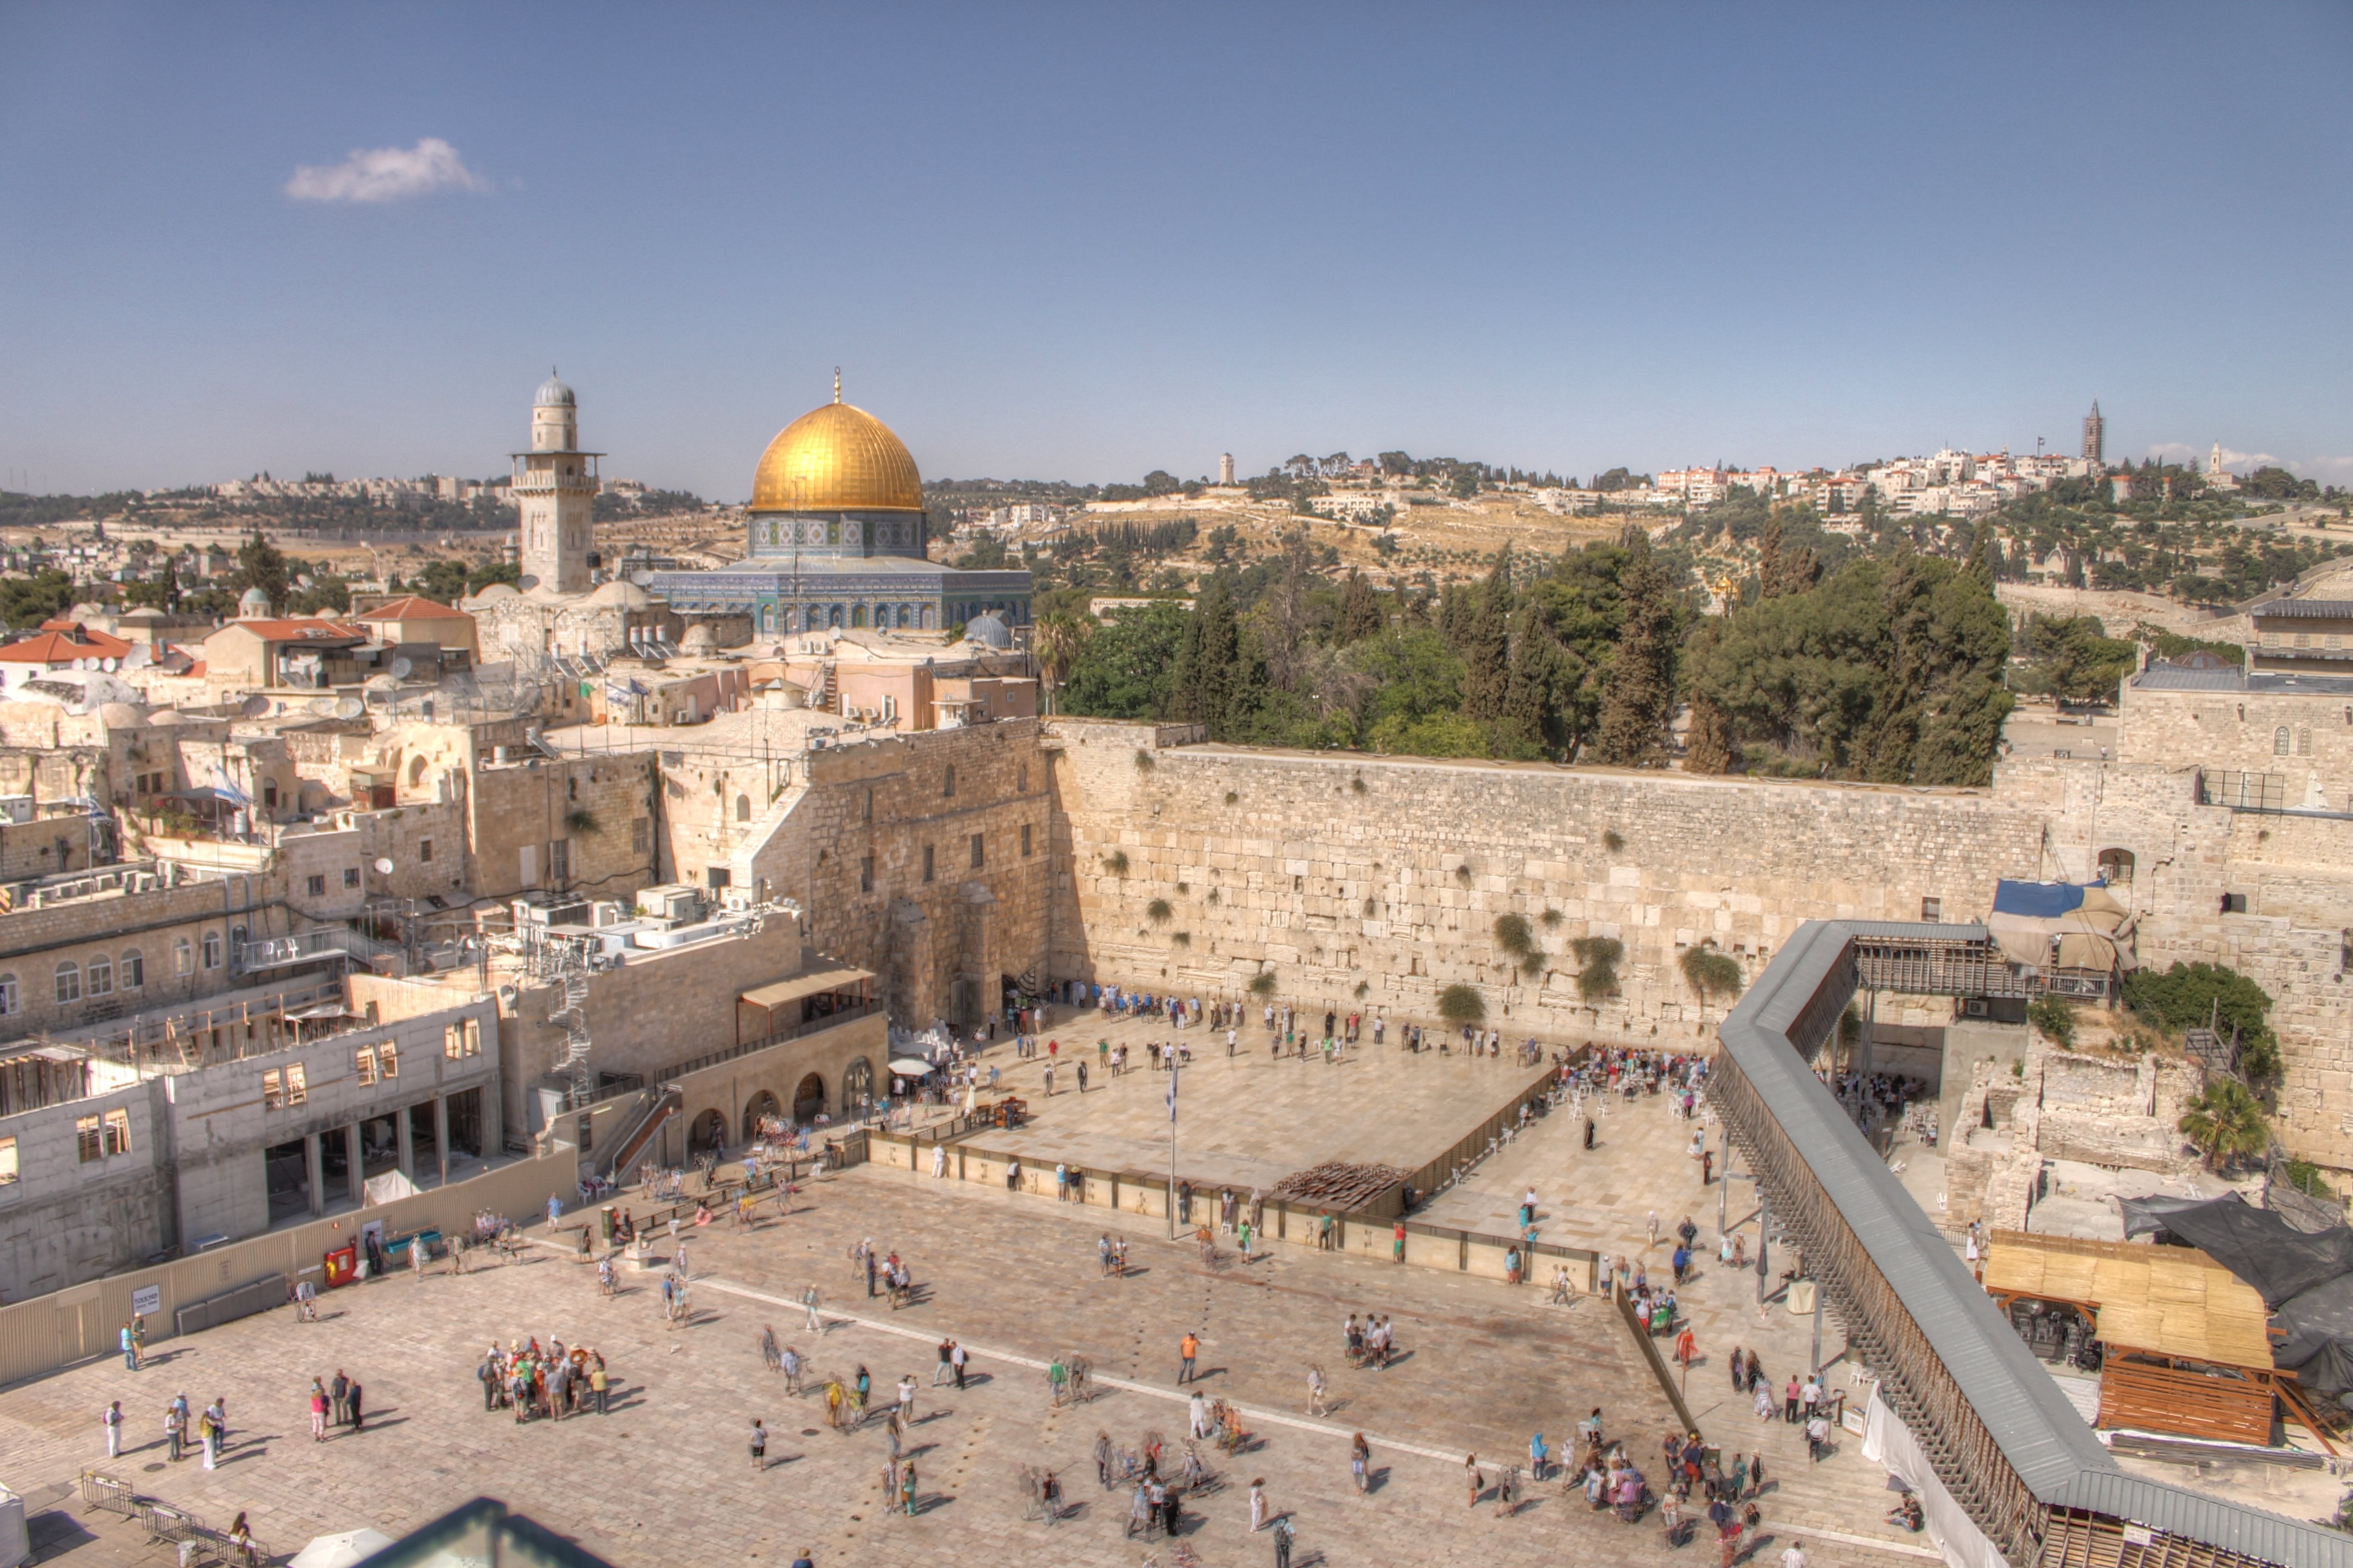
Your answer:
[212,618,366,643]
[356,595,473,621]
[0,626,134,664]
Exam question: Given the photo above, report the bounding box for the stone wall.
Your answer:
[0,872,279,1049]
[737,721,1053,1028]
[0,1081,169,1299]
[1042,719,2044,1047]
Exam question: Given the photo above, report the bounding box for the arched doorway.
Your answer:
[2097,848,2135,885]
[743,1089,782,1141]
[688,1108,727,1154]
[841,1057,874,1115]
[792,1072,826,1125]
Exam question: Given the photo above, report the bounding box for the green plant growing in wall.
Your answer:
[2026,994,2076,1048]
[1248,970,1277,998]
[1364,898,1378,916]
[1134,749,1155,771]
[563,808,601,836]
[1171,931,1191,948]
[1603,830,1625,853]
[1493,913,1535,959]
[1571,936,1623,1000]
[1354,980,1370,999]
[1679,945,1743,1011]
[1453,863,1473,885]
[1146,898,1174,925]
[1521,950,1546,979]
[1350,775,1366,795]
[1175,881,1189,894]
[1103,850,1130,876]
[1437,983,1486,1026]
[1540,908,1564,929]
[1206,888,1219,905]
[1224,791,1238,806]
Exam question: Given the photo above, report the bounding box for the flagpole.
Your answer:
[1166,1056,1179,1241]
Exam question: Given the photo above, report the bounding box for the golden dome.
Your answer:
[750,396,924,513]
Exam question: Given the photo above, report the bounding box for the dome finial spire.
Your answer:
[833,366,841,404]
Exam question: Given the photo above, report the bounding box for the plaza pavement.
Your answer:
[0,1147,1935,1568]
[971,1008,1545,1193]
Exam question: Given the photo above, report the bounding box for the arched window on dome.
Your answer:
[828,605,844,629]
[851,605,868,629]
[920,606,935,631]
[897,605,912,628]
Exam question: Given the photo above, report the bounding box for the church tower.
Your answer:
[2081,400,2105,466]
[513,371,599,594]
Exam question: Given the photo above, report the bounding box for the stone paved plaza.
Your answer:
[0,1024,1943,1568]
[969,1007,1547,1193]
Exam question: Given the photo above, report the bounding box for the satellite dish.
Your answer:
[101,657,117,673]
[335,697,364,719]
[388,657,413,680]
[373,858,394,875]
[121,643,150,672]
[240,695,271,718]
[364,673,398,692]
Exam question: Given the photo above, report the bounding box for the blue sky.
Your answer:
[3,3,2347,498]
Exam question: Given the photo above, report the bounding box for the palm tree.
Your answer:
[2178,1079,2268,1173]
[1031,612,1091,715]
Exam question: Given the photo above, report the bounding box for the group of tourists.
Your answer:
[111,1391,229,1472]
[304,1370,371,1440]
[477,1338,609,1422]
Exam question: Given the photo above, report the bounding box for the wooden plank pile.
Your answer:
[1270,1162,1405,1209]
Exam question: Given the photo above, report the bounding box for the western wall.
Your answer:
[1033,715,2353,1169]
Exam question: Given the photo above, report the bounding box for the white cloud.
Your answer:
[285,138,488,203]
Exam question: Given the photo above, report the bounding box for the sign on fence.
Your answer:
[130,1285,160,1317]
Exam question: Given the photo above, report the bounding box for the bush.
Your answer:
[1680,946,1743,1002]
[1146,898,1173,925]
[1248,970,1276,997]
[2027,995,2076,1048]
[1493,913,1535,958]
[2123,961,2279,1080]
[1572,936,1623,1000]
[1134,749,1156,771]
[1102,850,1130,876]
[1437,984,1486,1024]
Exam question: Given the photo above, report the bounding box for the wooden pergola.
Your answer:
[1984,1229,2335,1453]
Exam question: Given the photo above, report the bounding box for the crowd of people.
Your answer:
[475,1338,610,1422]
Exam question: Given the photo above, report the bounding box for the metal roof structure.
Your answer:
[2250,600,2353,620]
[1718,919,2353,1568]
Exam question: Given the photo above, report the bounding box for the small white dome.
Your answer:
[467,582,521,603]
[535,372,576,408]
[962,612,1012,649]
[237,587,271,617]
[96,702,143,730]
[588,580,652,609]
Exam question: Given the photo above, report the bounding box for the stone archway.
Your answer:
[688,1108,727,1154]
[792,1072,826,1125]
[841,1057,874,1115]
[743,1089,782,1142]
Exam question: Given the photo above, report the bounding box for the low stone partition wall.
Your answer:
[865,1124,1598,1294]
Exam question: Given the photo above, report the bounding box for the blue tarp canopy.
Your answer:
[1992,879,2102,918]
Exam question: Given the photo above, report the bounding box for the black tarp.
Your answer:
[2115,1192,2353,1309]
[2271,1275,2353,1395]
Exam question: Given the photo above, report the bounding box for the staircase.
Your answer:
[550,961,593,1109]
[597,1084,681,1184]
[812,660,836,712]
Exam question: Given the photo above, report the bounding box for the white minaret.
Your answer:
[1218,452,1235,486]
[513,370,599,594]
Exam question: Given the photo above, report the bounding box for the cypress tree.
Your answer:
[1590,527,1678,766]
[1337,569,1383,645]
[1462,545,1512,721]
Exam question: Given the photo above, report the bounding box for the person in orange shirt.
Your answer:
[1178,1331,1199,1384]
